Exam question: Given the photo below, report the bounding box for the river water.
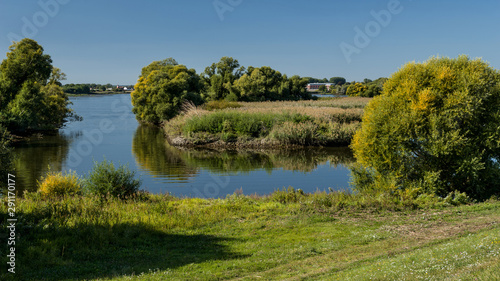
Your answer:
[12,94,354,198]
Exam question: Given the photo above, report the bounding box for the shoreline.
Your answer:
[167,135,352,149]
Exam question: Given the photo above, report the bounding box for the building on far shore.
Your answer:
[306,83,333,92]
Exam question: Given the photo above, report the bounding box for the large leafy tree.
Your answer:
[202,57,245,100]
[0,39,74,133]
[235,66,311,101]
[351,56,500,199]
[131,58,202,124]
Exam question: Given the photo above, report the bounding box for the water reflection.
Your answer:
[132,125,197,182]
[178,146,354,174]
[12,133,72,193]
[132,125,355,180]
[10,94,356,197]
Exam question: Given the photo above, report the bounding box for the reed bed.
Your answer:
[164,98,370,147]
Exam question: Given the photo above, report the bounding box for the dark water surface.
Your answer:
[13,94,354,198]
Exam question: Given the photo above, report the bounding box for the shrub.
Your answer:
[351,56,500,199]
[84,160,141,199]
[38,171,82,197]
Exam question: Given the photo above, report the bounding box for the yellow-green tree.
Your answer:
[351,56,500,199]
[346,82,368,97]
[131,58,202,124]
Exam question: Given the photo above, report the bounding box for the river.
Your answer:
[12,94,354,198]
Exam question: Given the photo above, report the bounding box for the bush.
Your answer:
[38,171,82,197]
[84,160,141,199]
[351,56,500,199]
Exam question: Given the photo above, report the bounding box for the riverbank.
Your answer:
[1,190,499,280]
[164,97,370,148]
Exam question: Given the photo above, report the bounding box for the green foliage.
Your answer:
[131,58,202,124]
[62,83,91,94]
[38,170,82,197]
[183,111,285,137]
[346,82,368,97]
[351,56,500,199]
[0,39,75,133]
[329,77,346,85]
[346,78,386,97]
[235,68,311,101]
[202,57,245,100]
[84,159,142,199]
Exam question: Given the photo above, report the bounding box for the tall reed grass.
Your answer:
[165,98,369,146]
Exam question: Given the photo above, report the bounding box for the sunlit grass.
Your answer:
[1,190,499,280]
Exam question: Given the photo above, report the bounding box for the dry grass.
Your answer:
[238,97,371,109]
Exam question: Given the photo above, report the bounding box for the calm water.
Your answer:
[12,94,354,198]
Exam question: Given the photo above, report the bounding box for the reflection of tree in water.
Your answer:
[179,147,355,174]
[12,133,71,193]
[133,124,355,178]
[132,125,197,181]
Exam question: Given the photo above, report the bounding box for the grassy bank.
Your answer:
[1,190,499,280]
[164,97,370,148]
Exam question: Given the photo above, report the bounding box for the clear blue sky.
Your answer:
[1,0,499,85]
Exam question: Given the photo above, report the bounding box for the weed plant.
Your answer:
[84,159,141,199]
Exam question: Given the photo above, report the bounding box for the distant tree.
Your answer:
[346,83,368,97]
[351,56,500,199]
[0,39,75,133]
[131,58,202,124]
[318,85,327,93]
[329,77,346,85]
[363,78,373,84]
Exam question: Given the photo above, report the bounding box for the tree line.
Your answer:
[62,83,134,94]
[131,57,316,124]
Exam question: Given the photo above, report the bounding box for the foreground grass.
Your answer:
[165,97,371,147]
[1,190,499,280]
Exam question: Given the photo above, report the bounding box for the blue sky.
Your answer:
[1,0,499,85]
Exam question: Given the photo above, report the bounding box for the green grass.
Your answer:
[1,190,499,280]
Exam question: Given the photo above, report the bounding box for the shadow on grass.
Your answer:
[0,215,244,281]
